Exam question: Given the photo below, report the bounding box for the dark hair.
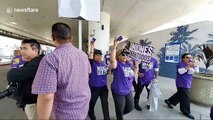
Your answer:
[94,49,102,55]
[181,53,190,59]
[52,22,71,41]
[22,39,41,52]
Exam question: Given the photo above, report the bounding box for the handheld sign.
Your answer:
[117,36,123,41]
[91,38,96,43]
[128,42,154,63]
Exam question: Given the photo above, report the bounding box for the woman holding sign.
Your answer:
[88,42,110,120]
[110,37,134,120]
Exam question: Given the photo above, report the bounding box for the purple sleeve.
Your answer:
[11,56,20,68]
[32,55,58,94]
[177,62,184,69]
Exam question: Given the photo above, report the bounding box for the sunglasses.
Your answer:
[185,56,192,59]
[121,53,129,56]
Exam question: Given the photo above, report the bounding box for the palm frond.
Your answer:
[198,44,213,69]
[169,25,198,44]
[139,38,152,46]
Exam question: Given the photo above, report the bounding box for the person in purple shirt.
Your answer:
[110,37,134,120]
[88,43,110,120]
[11,50,26,68]
[32,23,91,119]
[164,53,198,119]
[134,57,159,111]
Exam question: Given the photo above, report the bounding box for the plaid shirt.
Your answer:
[32,43,91,119]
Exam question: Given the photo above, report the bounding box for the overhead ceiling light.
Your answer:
[10,22,17,25]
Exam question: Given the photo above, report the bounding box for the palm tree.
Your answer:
[170,25,198,45]
[170,25,198,56]
[139,38,152,46]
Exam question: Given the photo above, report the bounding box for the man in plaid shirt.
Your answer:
[32,23,91,119]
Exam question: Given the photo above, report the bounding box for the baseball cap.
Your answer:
[118,49,130,56]
[94,49,103,55]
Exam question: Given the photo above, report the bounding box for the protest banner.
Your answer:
[129,42,154,63]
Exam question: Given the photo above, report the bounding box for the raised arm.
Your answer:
[89,42,95,59]
[110,37,118,69]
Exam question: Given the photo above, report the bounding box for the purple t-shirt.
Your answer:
[104,54,110,65]
[127,60,135,70]
[138,57,158,84]
[32,43,91,119]
[89,60,108,87]
[111,61,134,95]
[11,55,26,68]
[176,61,193,88]
[211,106,213,120]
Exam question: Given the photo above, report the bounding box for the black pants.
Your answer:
[134,83,150,100]
[168,87,191,114]
[112,92,134,120]
[88,86,110,120]
[132,78,137,91]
